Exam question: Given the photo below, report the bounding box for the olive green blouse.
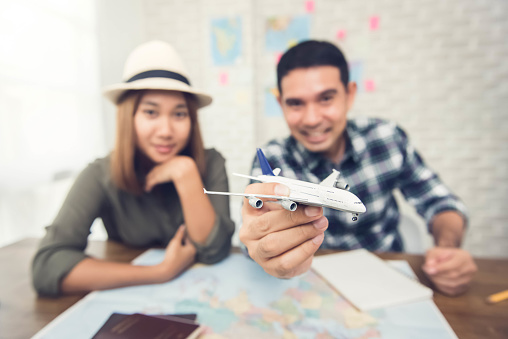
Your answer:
[32,149,235,296]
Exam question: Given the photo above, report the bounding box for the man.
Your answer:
[239,40,476,296]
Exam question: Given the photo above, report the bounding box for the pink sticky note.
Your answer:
[219,72,228,86]
[365,79,376,92]
[275,52,283,63]
[336,29,346,40]
[305,0,315,13]
[369,16,380,31]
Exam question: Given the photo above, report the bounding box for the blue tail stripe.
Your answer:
[257,148,274,176]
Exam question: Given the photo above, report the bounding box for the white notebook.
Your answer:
[312,249,433,311]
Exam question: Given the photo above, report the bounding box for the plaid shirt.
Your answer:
[250,117,468,252]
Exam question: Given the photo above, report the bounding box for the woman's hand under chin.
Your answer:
[144,155,198,192]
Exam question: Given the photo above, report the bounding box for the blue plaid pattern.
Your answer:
[250,117,468,252]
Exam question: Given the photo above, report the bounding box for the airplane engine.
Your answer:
[248,197,263,209]
[334,181,350,191]
[281,199,297,211]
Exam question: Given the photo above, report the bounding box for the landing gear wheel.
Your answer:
[352,217,358,221]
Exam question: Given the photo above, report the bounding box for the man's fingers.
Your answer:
[424,248,476,277]
[263,233,324,279]
[256,216,328,259]
[428,264,476,283]
[432,253,476,276]
[245,182,290,196]
[430,273,473,296]
[430,272,474,289]
[436,283,470,297]
[436,250,454,263]
[430,258,462,276]
[423,250,477,296]
[241,205,324,240]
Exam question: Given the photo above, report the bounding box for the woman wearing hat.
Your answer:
[32,41,235,296]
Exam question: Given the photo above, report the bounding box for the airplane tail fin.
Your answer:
[257,148,275,176]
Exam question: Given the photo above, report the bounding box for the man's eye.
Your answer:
[287,101,302,107]
[321,96,332,102]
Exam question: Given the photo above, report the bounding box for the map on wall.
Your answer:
[211,17,242,66]
[265,15,310,52]
[34,252,457,339]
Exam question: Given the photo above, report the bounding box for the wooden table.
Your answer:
[1,238,507,339]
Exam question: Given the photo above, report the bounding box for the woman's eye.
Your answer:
[144,109,157,116]
[174,111,189,118]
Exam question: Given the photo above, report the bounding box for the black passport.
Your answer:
[92,313,202,339]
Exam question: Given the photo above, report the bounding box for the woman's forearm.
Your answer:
[60,257,173,294]
[173,160,216,245]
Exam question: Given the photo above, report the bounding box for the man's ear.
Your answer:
[346,82,357,111]
[276,93,282,107]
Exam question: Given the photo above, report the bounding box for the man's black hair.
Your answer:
[277,40,349,93]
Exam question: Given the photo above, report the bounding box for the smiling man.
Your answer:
[239,40,477,296]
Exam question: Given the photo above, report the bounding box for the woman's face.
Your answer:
[134,90,191,164]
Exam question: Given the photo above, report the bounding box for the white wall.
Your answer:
[95,0,147,150]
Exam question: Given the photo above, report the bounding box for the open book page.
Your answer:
[312,249,433,311]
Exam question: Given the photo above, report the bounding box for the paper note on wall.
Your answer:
[219,72,229,86]
[336,29,346,40]
[305,0,315,13]
[365,79,376,92]
[369,16,380,31]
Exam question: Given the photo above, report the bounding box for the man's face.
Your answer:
[278,66,356,161]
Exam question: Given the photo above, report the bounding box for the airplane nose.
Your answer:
[358,203,366,213]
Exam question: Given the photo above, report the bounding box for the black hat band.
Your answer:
[126,70,190,86]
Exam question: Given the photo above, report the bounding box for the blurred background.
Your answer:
[0,0,507,257]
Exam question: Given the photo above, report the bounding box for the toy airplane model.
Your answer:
[204,149,366,221]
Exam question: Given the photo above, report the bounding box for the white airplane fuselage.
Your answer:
[256,175,366,214]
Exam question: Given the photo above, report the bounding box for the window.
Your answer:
[0,0,104,246]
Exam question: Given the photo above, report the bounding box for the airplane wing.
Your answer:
[233,173,267,182]
[204,188,280,199]
[319,169,340,187]
[319,169,350,190]
[203,188,310,204]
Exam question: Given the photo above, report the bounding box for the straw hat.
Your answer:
[103,40,212,108]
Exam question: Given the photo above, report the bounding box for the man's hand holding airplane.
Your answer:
[239,182,329,279]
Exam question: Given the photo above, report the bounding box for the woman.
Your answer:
[32,41,235,296]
